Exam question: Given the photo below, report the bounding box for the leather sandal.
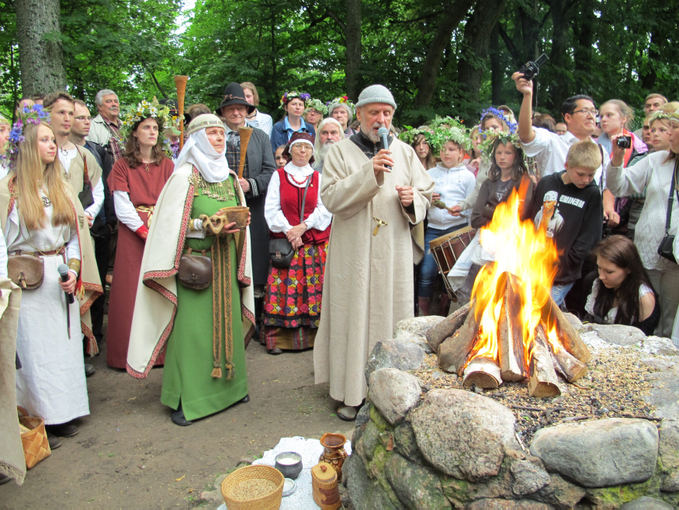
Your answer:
[267,347,282,355]
[46,422,78,437]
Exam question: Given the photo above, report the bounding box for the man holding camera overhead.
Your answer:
[512,70,608,191]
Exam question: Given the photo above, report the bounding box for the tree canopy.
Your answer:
[2,0,678,127]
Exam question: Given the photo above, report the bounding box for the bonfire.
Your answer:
[428,183,591,397]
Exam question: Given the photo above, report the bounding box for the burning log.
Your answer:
[542,298,591,363]
[426,301,471,353]
[463,357,502,389]
[438,300,479,375]
[528,334,561,398]
[498,274,526,381]
[536,325,587,382]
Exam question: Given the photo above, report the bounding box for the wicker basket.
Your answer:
[221,465,284,510]
[17,406,51,469]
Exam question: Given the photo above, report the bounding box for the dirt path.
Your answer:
[2,341,354,509]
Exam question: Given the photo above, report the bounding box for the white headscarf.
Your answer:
[174,127,230,183]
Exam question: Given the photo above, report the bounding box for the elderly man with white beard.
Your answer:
[313,84,434,421]
[312,117,343,172]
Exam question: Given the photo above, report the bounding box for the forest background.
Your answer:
[1,0,678,128]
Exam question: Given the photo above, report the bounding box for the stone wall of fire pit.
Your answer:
[343,315,679,509]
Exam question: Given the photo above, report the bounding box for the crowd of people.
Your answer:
[1,72,679,485]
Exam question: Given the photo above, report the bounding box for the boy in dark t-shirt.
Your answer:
[529,140,603,306]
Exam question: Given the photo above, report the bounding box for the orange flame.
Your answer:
[467,179,560,372]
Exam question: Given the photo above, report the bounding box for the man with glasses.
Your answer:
[71,100,115,353]
[512,72,607,185]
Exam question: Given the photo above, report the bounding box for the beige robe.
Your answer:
[313,137,434,406]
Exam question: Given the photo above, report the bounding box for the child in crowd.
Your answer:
[417,127,475,315]
[529,140,603,307]
[448,133,530,298]
[584,235,659,335]
[274,145,287,168]
[471,135,532,229]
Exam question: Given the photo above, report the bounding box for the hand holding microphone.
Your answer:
[57,263,75,303]
[373,126,394,176]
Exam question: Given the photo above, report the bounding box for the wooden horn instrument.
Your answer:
[174,75,189,149]
[238,126,253,178]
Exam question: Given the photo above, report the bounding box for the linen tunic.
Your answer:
[106,157,174,368]
[313,136,434,406]
[6,199,88,425]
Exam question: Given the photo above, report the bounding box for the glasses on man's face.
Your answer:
[573,108,598,117]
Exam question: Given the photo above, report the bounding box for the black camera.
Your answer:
[519,53,549,81]
[616,135,631,149]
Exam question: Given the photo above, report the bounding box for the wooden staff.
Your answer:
[238,126,253,178]
[174,75,188,149]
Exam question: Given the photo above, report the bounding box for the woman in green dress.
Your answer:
[126,114,255,426]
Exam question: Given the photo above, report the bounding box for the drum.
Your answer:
[429,226,476,298]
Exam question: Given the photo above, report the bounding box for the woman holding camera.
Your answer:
[126,114,254,426]
[598,99,648,237]
[606,104,679,338]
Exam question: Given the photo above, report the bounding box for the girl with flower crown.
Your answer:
[105,100,174,369]
[0,109,101,439]
[270,91,316,155]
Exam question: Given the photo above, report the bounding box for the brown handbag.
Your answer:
[177,250,212,290]
[18,406,51,469]
[8,254,44,290]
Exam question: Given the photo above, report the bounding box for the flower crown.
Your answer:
[398,125,433,146]
[480,130,522,159]
[479,107,518,137]
[280,91,311,109]
[430,125,471,154]
[119,98,174,153]
[649,110,679,124]
[327,95,355,115]
[305,98,328,116]
[4,104,51,167]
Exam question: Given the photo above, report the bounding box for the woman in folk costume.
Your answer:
[106,99,174,368]
[0,106,101,439]
[126,114,255,426]
[263,132,331,354]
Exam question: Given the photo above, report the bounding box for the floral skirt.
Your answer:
[263,242,327,349]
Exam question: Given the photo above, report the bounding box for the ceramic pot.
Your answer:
[318,432,347,481]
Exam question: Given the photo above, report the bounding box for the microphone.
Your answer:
[57,263,75,304]
[378,126,390,150]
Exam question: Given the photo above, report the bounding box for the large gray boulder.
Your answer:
[384,452,448,509]
[368,368,421,425]
[410,389,519,481]
[530,418,658,487]
[658,419,679,492]
[343,453,399,510]
[365,339,425,383]
[510,459,551,497]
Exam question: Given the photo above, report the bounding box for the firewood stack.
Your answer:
[426,272,590,398]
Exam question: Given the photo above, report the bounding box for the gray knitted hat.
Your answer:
[355,84,397,110]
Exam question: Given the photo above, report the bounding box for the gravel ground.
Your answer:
[414,346,658,445]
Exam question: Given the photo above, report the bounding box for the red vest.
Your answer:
[270,168,330,245]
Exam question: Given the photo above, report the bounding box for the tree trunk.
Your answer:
[345,0,361,100]
[456,0,506,114]
[413,0,474,109]
[16,0,66,95]
[490,27,503,104]
[547,0,576,112]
